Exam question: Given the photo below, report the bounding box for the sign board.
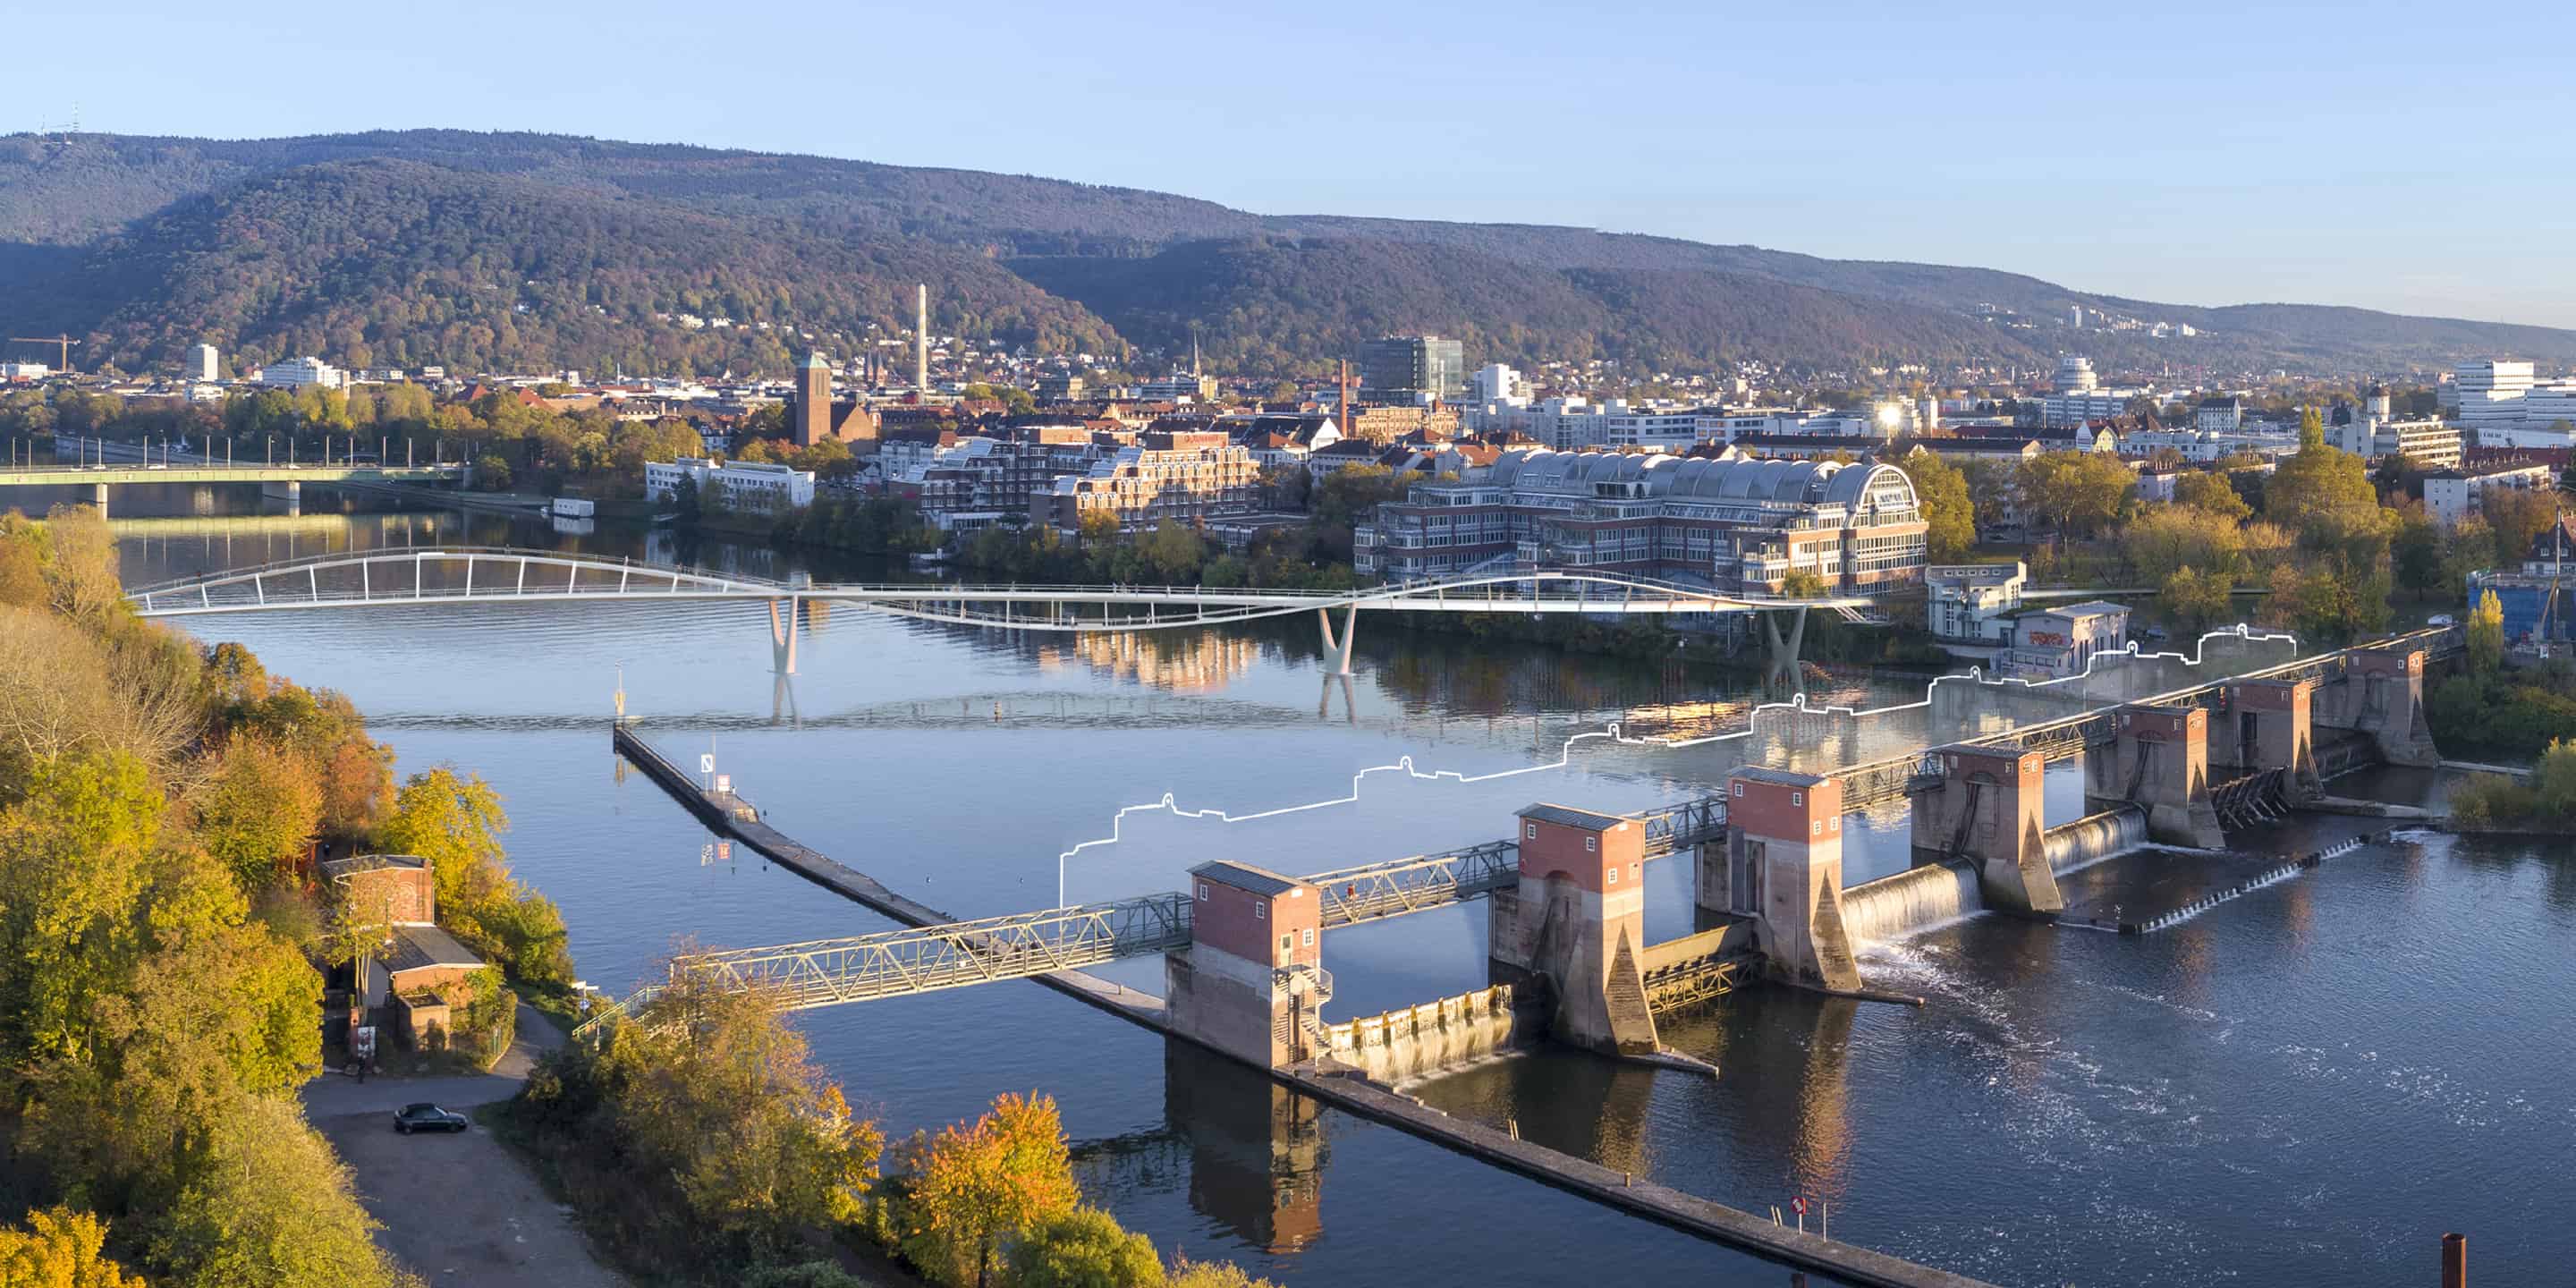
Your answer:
[1792,1196,1808,1216]
[714,774,732,795]
[352,1026,377,1059]
[699,753,716,774]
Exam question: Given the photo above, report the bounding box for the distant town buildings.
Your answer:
[2468,515,2576,649]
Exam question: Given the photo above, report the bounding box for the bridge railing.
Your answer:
[641,893,1194,1013]
[1310,841,1522,928]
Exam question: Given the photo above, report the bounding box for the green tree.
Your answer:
[2393,511,2445,601]
[2157,565,2233,631]
[2468,588,2504,676]
[1779,569,1829,597]
[1894,452,1975,560]
[1166,1260,1284,1288]
[375,769,509,912]
[1006,1208,1165,1288]
[895,1092,1080,1288]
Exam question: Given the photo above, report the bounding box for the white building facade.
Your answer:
[644,457,818,513]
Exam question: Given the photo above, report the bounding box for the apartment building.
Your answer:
[1353,449,1928,594]
[644,457,817,513]
[1030,430,1260,533]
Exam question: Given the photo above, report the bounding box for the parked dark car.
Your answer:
[393,1103,470,1134]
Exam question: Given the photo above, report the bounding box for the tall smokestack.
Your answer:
[915,284,929,394]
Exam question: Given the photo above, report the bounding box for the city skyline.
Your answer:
[13,0,2576,329]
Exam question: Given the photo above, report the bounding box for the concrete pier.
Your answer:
[1912,744,2061,914]
[1166,861,1328,1067]
[1489,803,1660,1055]
[2094,704,2224,848]
[2216,677,2319,801]
[2326,648,2438,767]
[1723,767,1860,991]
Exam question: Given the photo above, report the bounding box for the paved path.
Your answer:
[307,1002,623,1287]
[301,1001,564,1116]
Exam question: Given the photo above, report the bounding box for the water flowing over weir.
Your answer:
[2040,805,2149,874]
[1841,807,2151,945]
[1842,862,1983,946]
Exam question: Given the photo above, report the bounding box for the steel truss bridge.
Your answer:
[124,546,1884,629]
[583,794,1733,1030]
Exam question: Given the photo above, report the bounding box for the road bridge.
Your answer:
[1,462,465,516]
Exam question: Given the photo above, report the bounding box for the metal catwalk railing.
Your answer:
[125,547,1885,623]
[581,893,1193,1030]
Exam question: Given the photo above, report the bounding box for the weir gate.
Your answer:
[599,623,2456,1073]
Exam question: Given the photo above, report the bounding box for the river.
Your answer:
[96,484,2574,1288]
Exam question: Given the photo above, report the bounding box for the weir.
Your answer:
[607,723,1987,1286]
[2040,805,2148,872]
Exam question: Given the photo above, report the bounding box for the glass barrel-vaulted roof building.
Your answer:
[1353,449,1928,593]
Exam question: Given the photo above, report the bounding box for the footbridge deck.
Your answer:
[125,546,1883,628]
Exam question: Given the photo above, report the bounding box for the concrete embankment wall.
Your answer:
[1841,862,1983,945]
[2042,806,2148,874]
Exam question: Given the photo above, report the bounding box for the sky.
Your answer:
[14,0,2576,326]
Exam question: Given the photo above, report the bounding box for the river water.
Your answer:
[95,484,2575,1288]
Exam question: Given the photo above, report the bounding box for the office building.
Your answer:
[2455,360,2537,433]
[1359,335,1466,404]
[190,343,220,382]
[2055,355,2098,394]
[645,457,818,514]
[253,356,343,389]
[1353,450,1928,593]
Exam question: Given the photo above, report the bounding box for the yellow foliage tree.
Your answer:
[0,1207,144,1288]
[898,1092,1080,1288]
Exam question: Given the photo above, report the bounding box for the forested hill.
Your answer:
[1,157,1125,377]
[5,128,2574,377]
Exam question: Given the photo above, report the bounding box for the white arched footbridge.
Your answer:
[126,546,1885,683]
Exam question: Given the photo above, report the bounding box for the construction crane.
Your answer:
[8,336,79,373]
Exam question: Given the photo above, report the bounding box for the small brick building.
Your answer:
[321,853,489,1049]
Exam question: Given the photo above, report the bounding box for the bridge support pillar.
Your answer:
[1720,768,1859,991]
[89,482,106,517]
[1316,605,1358,675]
[1166,861,1326,1069]
[768,597,799,674]
[1762,606,1809,698]
[2092,705,2224,848]
[1911,744,2060,914]
[2332,648,2438,767]
[260,479,301,513]
[2216,678,2319,801]
[1488,803,1659,1055]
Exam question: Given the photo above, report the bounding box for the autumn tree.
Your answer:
[0,1207,144,1288]
[2170,470,2251,521]
[895,1091,1080,1288]
[1895,451,1975,560]
[2015,453,2134,553]
[193,736,324,890]
[2468,588,2504,675]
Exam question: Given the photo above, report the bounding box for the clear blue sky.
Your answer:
[16,0,2576,326]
